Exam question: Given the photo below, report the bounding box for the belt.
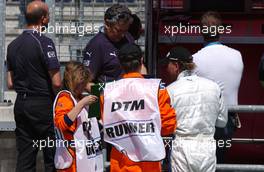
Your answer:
[17,92,51,98]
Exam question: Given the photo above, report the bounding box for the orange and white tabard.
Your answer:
[103,78,166,162]
[53,90,103,172]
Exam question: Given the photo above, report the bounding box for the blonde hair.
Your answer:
[175,61,196,72]
[181,62,196,71]
[63,61,92,98]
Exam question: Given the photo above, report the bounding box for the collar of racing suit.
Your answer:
[177,70,195,81]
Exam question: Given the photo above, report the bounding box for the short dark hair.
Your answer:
[128,14,142,40]
[200,11,222,40]
[25,7,47,25]
[104,4,132,24]
[118,43,143,73]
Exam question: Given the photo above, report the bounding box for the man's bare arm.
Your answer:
[7,71,14,89]
[49,69,61,93]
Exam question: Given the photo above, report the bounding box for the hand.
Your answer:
[80,95,98,106]
[85,82,95,92]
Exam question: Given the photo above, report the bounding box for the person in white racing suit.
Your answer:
[163,47,228,172]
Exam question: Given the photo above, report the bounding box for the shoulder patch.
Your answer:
[47,51,56,58]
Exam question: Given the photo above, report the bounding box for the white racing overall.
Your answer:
[167,71,228,172]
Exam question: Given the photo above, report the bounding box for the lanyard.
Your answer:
[204,41,222,47]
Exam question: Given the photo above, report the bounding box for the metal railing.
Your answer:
[216,164,264,171]
[218,105,264,171]
[0,0,5,102]
[228,105,264,113]
[1,105,264,171]
[163,105,264,171]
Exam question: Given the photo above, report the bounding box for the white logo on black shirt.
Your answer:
[86,51,92,58]
[48,45,54,49]
[110,52,117,57]
[83,59,90,66]
[47,51,56,58]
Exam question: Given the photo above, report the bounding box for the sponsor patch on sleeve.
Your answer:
[47,51,56,58]
[83,59,91,66]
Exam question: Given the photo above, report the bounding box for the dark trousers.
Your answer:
[214,113,236,164]
[14,94,56,172]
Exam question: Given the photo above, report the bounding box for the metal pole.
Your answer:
[152,0,160,77]
[145,0,153,75]
[216,164,264,171]
[228,105,264,113]
[0,0,6,102]
[232,138,264,144]
[46,0,56,41]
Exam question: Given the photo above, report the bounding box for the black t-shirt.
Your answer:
[6,30,60,97]
[83,30,134,83]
